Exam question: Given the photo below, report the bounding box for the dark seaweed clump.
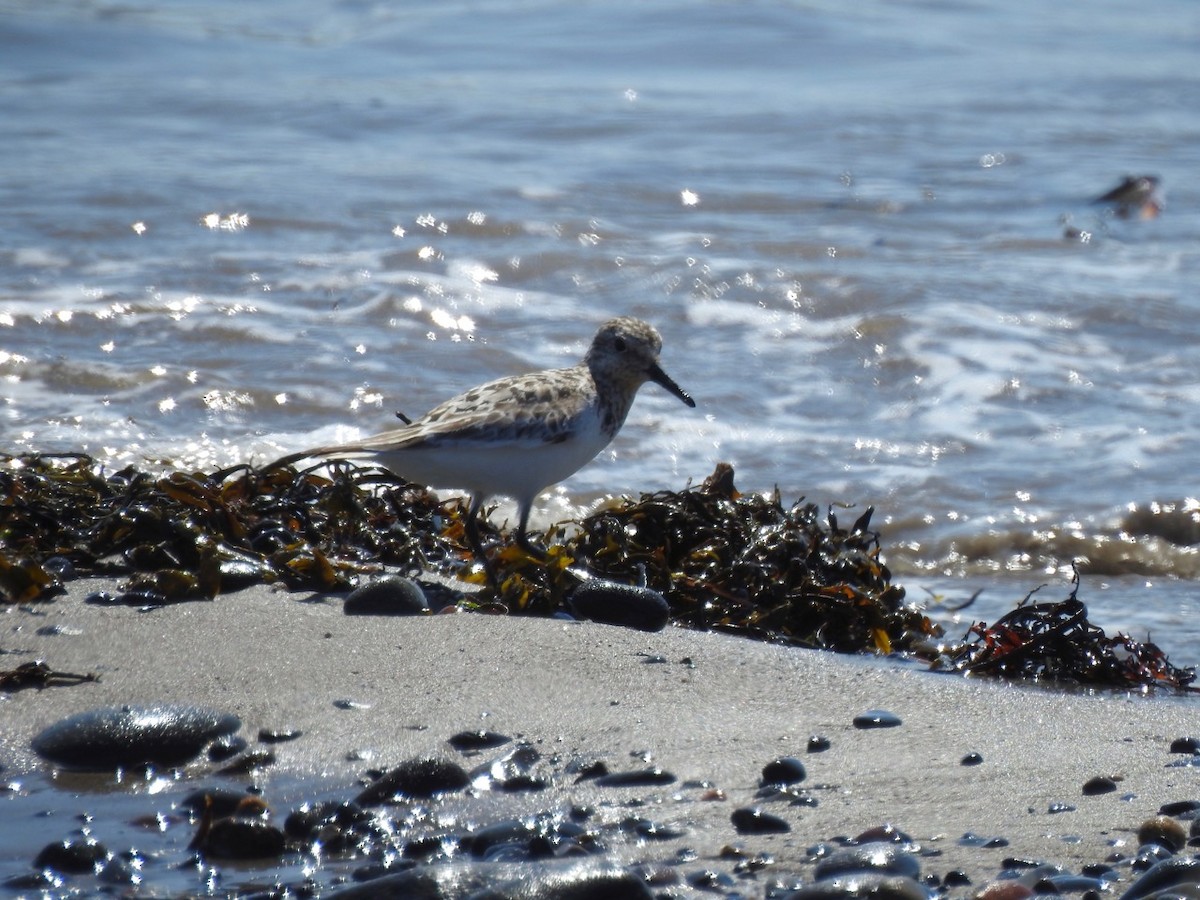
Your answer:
[936,568,1195,691]
[0,453,1194,691]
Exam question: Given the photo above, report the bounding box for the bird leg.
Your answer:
[463,495,501,591]
[514,503,551,562]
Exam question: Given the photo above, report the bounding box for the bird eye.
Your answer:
[614,337,627,352]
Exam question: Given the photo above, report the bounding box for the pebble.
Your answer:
[323,859,655,899]
[32,837,108,875]
[961,751,984,766]
[1120,855,1200,900]
[343,576,429,616]
[813,843,921,880]
[447,729,512,752]
[568,579,671,632]
[1136,815,1187,852]
[1082,775,1119,796]
[852,709,902,729]
[202,817,287,860]
[258,728,304,744]
[775,874,929,900]
[808,735,832,753]
[592,767,677,788]
[761,756,807,786]
[730,806,790,834]
[353,757,469,805]
[31,703,241,770]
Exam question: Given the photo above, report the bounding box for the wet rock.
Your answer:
[974,882,1035,900]
[568,580,670,632]
[33,836,109,874]
[592,767,676,788]
[354,757,469,805]
[31,703,241,770]
[258,727,304,744]
[325,859,653,899]
[960,832,1010,848]
[202,816,287,860]
[761,756,807,786]
[1159,800,1200,817]
[1120,856,1200,900]
[1082,775,1118,796]
[469,743,543,791]
[1169,737,1200,754]
[808,735,832,753]
[207,734,249,762]
[775,874,928,900]
[1131,841,1175,872]
[853,709,902,729]
[180,787,259,818]
[1137,816,1187,852]
[449,730,512,752]
[344,576,429,616]
[815,842,921,880]
[215,748,277,775]
[730,806,790,834]
[961,751,984,766]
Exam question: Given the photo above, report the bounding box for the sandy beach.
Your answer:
[2,574,1198,895]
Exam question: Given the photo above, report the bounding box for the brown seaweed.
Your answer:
[938,567,1195,691]
[1,453,1195,690]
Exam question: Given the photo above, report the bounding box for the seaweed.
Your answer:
[0,453,1194,691]
[0,660,99,692]
[937,567,1195,691]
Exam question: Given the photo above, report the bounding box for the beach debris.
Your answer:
[938,569,1196,691]
[1,453,1195,690]
[0,660,97,692]
[31,703,242,770]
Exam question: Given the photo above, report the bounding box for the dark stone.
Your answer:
[31,703,241,770]
[568,580,670,632]
[1082,775,1118,796]
[592,767,676,788]
[776,875,929,900]
[448,730,511,752]
[258,727,303,744]
[730,806,790,834]
[207,734,249,762]
[1169,737,1200,754]
[807,735,832,753]
[179,787,256,818]
[1121,854,1200,897]
[814,842,921,880]
[203,817,287,860]
[33,837,108,874]
[354,758,469,805]
[961,751,984,766]
[852,709,902,729]
[761,756,807,786]
[344,577,429,616]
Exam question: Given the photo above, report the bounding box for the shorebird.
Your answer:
[1093,175,1164,220]
[292,316,695,581]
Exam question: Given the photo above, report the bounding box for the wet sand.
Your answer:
[2,575,1198,890]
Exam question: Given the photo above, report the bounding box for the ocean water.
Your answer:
[3,0,1199,658]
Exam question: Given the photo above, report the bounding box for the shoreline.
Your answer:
[3,575,1199,894]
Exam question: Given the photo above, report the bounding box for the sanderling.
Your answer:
[295,316,695,580]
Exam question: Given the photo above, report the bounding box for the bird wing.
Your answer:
[314,367,595,455]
